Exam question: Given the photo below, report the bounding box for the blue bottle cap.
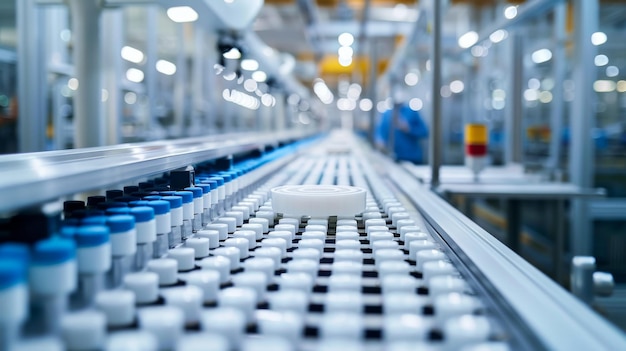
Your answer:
[0,243,30,263]
[195,183,211,195]
[129,200,150,207]
[174,191,193,204]
[184,187,203,199]
[130,206,155,223]
[32,238,76,265]
[81,215,108,226]
[106,207,130,216]
[62,218,81,226]
[143,195,162,201]
[161,196,182,209]
[0,259,26,290]
[160,191,176,196]
[75,225,110,248]
[218,173,232,183]
[106,215,135,234]
[147,200,170,215]
[59,226,78,239]
[200,180,218,190]
[207,176,224,186]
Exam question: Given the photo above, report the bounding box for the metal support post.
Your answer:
[17,0,48,152]
[192,26,205,135]
[547,2,567,176]
[505,33,524,164]
[68,0,104,148]
[570,0,598,256]
[145,5,158,138]
[429,0,443,187]
[173,23,187,138]
[367,39,379,145]
[102,8,124,146]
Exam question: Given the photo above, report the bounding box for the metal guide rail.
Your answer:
[0,130,624,351]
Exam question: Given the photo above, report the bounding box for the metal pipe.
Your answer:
[505,33,524,164]
[145,5,158,138]
[429,0,443,187]
[102,8,124,146]
[69,0,104,148]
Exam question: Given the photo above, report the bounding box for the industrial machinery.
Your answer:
[0,130,624,351]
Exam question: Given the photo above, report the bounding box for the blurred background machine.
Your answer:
[1,0,626,349]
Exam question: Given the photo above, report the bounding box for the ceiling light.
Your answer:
[359,98,372,111]
[338,32,354,47]
[405,72,419,86]
[594,54,609,67]
[166,6,198,23]
[121,46,144,64]
[126,68,144,83]
[489,29,508,44]
[338,56,352,67]
[252,71,267,82]
[591,32,607,46]
[450,80,465,94]
[606,66,619,78]
[531,49,552,64]
[458,31,479,49]
[594,80,616,93]
[241,59,259,71]
[338,46,353,58]
[223,48,242,60]
[156,60,176,75]
[504,6,517,20]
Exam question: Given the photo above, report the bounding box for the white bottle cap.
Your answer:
[334,249,363,263]
[233,230,258,249]
[391,212,411,227]
[336,219,357,227]
[370,231,394,243]
[252,247,282,271]
[200,308,245,347]
[243,257,276,282]
[197,256,230,283]
[286,259,319,278]
[255,211,275,224]
[224,211,244,226]
[404,232,430,248]
[268,231,293,249]
[335,232,360,241]
[328,274,362,292]
[268,290,309,314]
[383,292,428,315]
[278,273,314,294]
[256,310,303,344]
[146,259,178,286]
[106,331,157,351]
[274,224,296,238]
[212,247,241,269]
[231,206,251,220]
[335,240,361,251]
[365,219,386,231]
[138,306,184,350]
[249,218,269,233]
[218,287,257,323]
[434,293,480,323]
[232,271,268,303]
[384,314,430,341]
[422,260,457,282]
[241,336,293,351]
[185,237,210,258]
[307,218,328,227]
[167,247,196,271]
[444,315,491,349]
[123,272,159,304]
[372,240,399,254]
[336,225,358,233]
[223,238,250,259]
[409,240,438,261]
[261,238,287,258]
[298,238,324,253]
[95,290,135,327]
[305,224,327,234]
[291,247,322,261]
[204,224,228,240]
[381,275,418,295]
[215,217,237,233]
[399,226,421,241]
[196,230,220,249]
[320,312,363,339]
[332,261,363,275]
[182,270,220,303]
[61,310,106,351]
[374,249,405,266]
[240,223,263,240]
[271,185,366,217]
[301,231,326,241]
[428,276,468,296]
[278,218,300,231]
[176,333,229,351]
[378,261,411,279]
[362,211,382,220]
[161,285,203,324]
[415,249,447,271]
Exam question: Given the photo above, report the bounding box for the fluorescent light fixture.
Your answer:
[243,79,258,92]
[167,6,198,23]
[121,46,144,64]
[338,33,354,47]
[409,98,423,111]
[594,54,609,67]
[241,59,259,71]
[337,98,355,111]
[528,78,541,90]
[531,49,552,64]
[524,89,539,101]
[489,29,508,44]
[347,84,362,100]
[156,60,176,75]
[223,89,261,110]
[617,80,626,93]
[359,98,373,111]
[126,68,144,83]
[338,56,352,67]
[313,79,334,105]
[471,46,486,57]
[223,48,242,60]
[252,71,267,82]
[539,91,553,103]
[338,46,353,58]
[593,80,616,93]
[458,31,479,49]
[504,6,517,19]
[591,32,607,46]
[261,94,275,107]
[606,66,619,78]
[450,80,465,94]
[404,72,419,86]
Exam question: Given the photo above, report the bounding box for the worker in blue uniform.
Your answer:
[375,100,429,164]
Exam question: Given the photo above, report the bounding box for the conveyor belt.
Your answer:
[0,131,625,351]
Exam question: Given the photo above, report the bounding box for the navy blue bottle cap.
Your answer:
[0,243,30,263]
[0,259,26,289]
[107,215,135,234]
[196,183,211,195]
[129,200,150,207]
[160,191,176,196]
[62,218,81,226]
[63,200,85,215]
[124,185,139,195]
[207,177,224,186]
[147,200,170,215]
[87,196,106,208]
[184,187,203,199]
[161,196,182,209]
[116,195,140,203]
[138,181,154,190]
[174,191,193,204]
[106,190,124,201]
[75,225,110,248]
[81,216,108,226]
[143,195,162,201]
[97,201,128,211]
[130,206,155,222]
[32,238,76,265]
[106,207,130,216]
